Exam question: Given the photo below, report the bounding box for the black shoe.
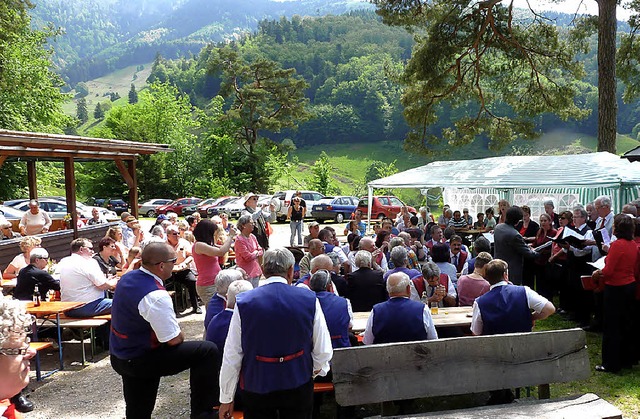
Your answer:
[191,307,203,314]
[10,394,34,413]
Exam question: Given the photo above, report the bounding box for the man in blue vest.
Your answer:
[471,259,555,405]
[218,248,333,419]
[203,269,243,330]
[110,242,220,419]
[309,269,352,349]
[363,272,438,344]
[471,259,555,336]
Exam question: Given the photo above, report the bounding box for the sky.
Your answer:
[511,0,633,20]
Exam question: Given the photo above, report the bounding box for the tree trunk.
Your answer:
[597,0,617,153]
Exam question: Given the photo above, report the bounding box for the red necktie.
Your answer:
[599,218,605,230]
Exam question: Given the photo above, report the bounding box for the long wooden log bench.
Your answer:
[331,328,622,418]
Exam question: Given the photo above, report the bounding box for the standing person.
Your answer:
[192,219,236,306]
[497,199,510,225]
[0,299,37,415]
[218,248,333,419]
[18,199,51,236]
[86,207,105,225]
[493,206,538,285]
[166,225,201,315]
[531,213,557,299]
[241,193,275,251]
[516,205,539,289]
[110,242,220,418]
[13,248,60,301]
[591,214,637,373]
[234,215,263,288]
[544,200,560,229]
[288,197,306,247]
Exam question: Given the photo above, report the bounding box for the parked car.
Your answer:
[312,196,359,223]
[206,196,238,217]
[356,196,416,220]
[12,198,80,219]
[215,197,245,219]
[196,197,223,218]
[272,190,325,222]
[104,198,129,215]
[0,205,26,220]
[156,197,202,216]
[139,199,172,218]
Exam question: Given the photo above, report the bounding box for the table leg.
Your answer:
[56,313,64,370]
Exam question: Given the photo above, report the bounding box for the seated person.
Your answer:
[205,280,253,353]
[3,236,41,280]
[204,269,244,329]
[363,272,438,344]
[13,248,60,301]
[93,237,122,277]
[383,246,422,282]
[447,210,468,230]
[304,221,320,246]
[345,251,388,312]
[308,270,352,348]
[462,208,473,227]
[449,235,468,274]
[471,259,555,336]
[299,239,324,277]
[431,243,458,289]
[461,236,492,275]
[424,225,445,251]
[0,218,20,240]
[59,238,118,317]
[457,252,492,306]
[473,213,486,230]
[485,207,497,230]
[412,261,457,307]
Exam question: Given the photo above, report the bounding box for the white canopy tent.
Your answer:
[366,152,640,219]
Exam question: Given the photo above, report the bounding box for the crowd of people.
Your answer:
[1,192,639,418]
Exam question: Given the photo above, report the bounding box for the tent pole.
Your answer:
[367,185,374,231]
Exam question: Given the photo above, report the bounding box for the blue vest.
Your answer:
[204,293,226,329]
[237,281,316,394]
[316,291,350,349]
[476,285,532,335]
[110,269,166,359]
[372,298,428,344]
[467,257,476,274]
[205,309,233,353]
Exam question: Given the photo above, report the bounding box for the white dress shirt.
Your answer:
[219,276,333,404]
[59,253,108,303]
[362,297,438,344]
[137,267,181,343]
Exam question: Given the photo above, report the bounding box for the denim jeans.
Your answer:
[290,220,303,246]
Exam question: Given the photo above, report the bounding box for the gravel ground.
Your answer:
[21,221,337,418]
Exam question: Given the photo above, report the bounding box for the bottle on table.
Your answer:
[420,291,428,305]
[33,285,41,307]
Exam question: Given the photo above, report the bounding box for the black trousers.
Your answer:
[602,282,636,372]
[168,269,199,310]
[242,380,314,419]
[111,340,220,419]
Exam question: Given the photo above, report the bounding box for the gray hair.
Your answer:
[421,261,441,280]
[151,225,165,237]
[309,269,332,292]
[29,247,49,263]
[262,248,295,277]
[596,195,612,208]
[386,272,410,294]
[390,246,407,267]
[310,254,332,272]
[215,269,244,296]
[226,280,253,309]
[237,215,253,231]
[543,199,554,208]
[0,299,33,347]
[573,207,588,219]
[354,250,372,268]
[388,237,405,251]
[326,252,340,267]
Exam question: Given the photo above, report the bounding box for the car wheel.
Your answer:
[146,210,156,218]
[335,213,344,223]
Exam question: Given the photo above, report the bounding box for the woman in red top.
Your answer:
[531,213,557,300]
[592,214,637,373]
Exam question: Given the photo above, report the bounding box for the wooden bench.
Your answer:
[58,313,112,364]
[30,341,54,381]
[331,328,622,418]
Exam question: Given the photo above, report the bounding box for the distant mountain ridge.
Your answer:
[30,0,373,85]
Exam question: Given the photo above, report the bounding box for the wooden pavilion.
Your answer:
[0,128,170,225]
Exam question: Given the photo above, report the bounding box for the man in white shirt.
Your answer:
[110,242,220,418]
[218,248,332,419]
[59,238,117,317]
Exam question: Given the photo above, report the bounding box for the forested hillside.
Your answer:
[30,0,373,85]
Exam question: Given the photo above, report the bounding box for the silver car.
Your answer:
[138,199,172,217]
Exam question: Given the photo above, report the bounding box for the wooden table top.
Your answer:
[25,301,85,316]
[352,306,473,333]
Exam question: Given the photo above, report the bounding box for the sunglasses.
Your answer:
[155,257,177,265]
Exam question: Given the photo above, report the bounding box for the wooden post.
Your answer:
[27,161,38,200]
[63,157,78,238]
[538,384,550,400]
[0,156,7,168]
[115,158,138,218]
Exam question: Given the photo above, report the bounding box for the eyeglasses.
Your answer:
[0,339,31,357]
[82,245,94,252]
[168,232,179,236]
[250,197,258,201]
[155,257,177,265]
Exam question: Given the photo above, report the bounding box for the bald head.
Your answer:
[386,272,411,298]
[308,239,324,256]
[359,237,375,253]
[310,254,333,273]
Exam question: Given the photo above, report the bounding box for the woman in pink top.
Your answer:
[234,215,263,288]
[457,252,492,306]
[192,219,236,305]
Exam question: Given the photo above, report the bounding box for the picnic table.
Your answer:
[351,306,473,333]
[26,301,85,376]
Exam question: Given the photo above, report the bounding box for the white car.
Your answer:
[215,197,245,219]
[271,190,325,222]
[10,199,117,221]
[138,199,172,218]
